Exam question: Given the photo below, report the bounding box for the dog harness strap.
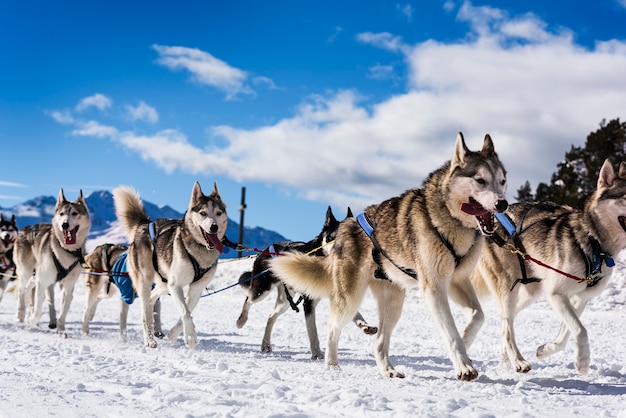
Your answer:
[283,284,303,312]
[356,212,418,281]
[583,236,615,288]
[52,250,81,282]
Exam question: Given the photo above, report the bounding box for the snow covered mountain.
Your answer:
[0,190,287,258]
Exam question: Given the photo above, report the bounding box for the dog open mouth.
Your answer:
[201,228,225,253]
[461,198,495,235]
[619,216,626,233]
[63,226,79,245]
[1,236,14,247]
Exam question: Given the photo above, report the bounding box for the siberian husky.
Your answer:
[0,213,18,302]
[469,159,626,375]
[113,181,227,348]
[14,189,91,334]
[236,206,377,359]
[81,243,162,338]
[270,133,508,380]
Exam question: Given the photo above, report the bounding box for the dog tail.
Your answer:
[112,186,150,243]
[269,252,333,299]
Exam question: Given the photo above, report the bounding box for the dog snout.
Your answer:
[495,199,508,212]
[209,224,218,233]
[62,222,70,230]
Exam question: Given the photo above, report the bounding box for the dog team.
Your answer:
[1,131,624,382]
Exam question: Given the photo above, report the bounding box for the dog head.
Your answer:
[590,159,626,250]
[449,132,508,234]
[187,181,228,253]
[53,189,91,250]
[0,213,18,254]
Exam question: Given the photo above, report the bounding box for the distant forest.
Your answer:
[515,118,626,207]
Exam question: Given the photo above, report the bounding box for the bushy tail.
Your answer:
[112,186,150,243]
[269,252,333,299]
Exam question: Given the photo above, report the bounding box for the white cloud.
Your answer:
[54,2,626,212]
[397,4,413,22]
[366,64,397,80]
[76,93,112,112]
[47,110,74,125]
[355,32,411,54]
[0,181,25,188]
[153,44,259,100]
[126,101,159,124]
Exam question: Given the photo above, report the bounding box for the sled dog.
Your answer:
[236,206,377,359]
[0,213,19,302]
[271,132,508,380]
[14,189,91,333]
[469,158,626,375]
[81,243,162,338]
[113,181,227,348]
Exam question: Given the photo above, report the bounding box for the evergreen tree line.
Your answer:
[515,118,626,207]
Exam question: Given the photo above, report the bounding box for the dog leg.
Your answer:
[536,297,588,360]
[153,298,163,338]
[422,280,478,381]
[27,277,51,328]
[303,296,323,360]
[56,274,79,335]
[167,282,205,349]
[543,293,589,375]
[258,285,290,353]
[352,311,377,335]
[370,279,405,378]
[46,283,57,329]
[16,275,35,323]
[236,296,252,329]
[119,301,130,340]
[137,277,157,348]
[82,276,103,335]
[449,276,484,350]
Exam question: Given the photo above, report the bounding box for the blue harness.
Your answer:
[110,251,135,304]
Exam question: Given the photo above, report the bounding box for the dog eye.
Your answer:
[476,178,486,185]
[199,211,207,217]
[216,211,223,216]
[500,179,506,186]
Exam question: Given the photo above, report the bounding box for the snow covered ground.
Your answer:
[0,253,625,417]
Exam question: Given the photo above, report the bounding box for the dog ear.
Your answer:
[325,206,337,227]
[190,181,204,207]
[598,159,616,189]
[619,161,626,179]
[211,181,221,199]
[481,134,496,156]
[450,132,468,172]
[77,189,86,205]
[56,188,68,209]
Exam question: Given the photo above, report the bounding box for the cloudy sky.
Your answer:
[1,0,626,240]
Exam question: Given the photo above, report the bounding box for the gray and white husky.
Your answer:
[271,133,508,380]
[0,213,19,302]
[81,243,162,338]
[14,189,91,334]
[236,206,377,359]
[469,158,626,375]
[113,181,227,348]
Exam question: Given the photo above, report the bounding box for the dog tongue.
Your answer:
[63,227,78,245]
[207,234,225,254]
[461,201,490,216]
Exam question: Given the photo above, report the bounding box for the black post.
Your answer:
[238,187,246,257]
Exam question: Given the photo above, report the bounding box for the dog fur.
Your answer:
[81,243,162,338]
[236,206,377,359]
[270,132,508,380]
[469,158,626,375]
[0,213,18,302]
[14,189,91,334]
[113,181,227,348]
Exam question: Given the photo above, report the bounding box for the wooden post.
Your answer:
[238,187,246,256]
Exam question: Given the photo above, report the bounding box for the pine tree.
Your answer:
[517,118,626,207]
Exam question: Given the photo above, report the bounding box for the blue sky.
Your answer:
[2,0,626,241]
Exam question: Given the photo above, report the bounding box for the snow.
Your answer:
[1,253,625,418]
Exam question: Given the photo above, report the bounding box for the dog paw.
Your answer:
[154,331,164,339]
[514,361,532,373]
[311,352,324,360]
[261,344,272,353]
[362,325,378,335]
[457,366,479,381]
[236,316,247,329]
[145,338,158,348]
[382,368,405,378]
